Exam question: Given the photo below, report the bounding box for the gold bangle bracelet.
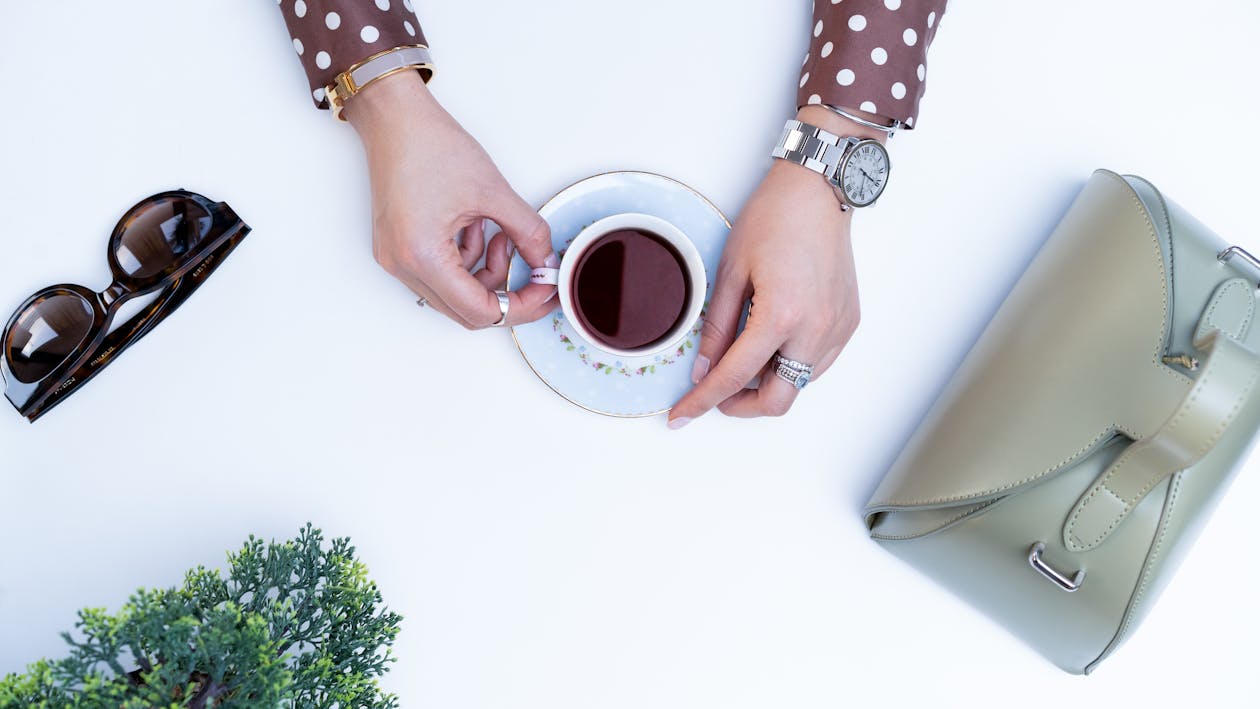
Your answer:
[326,44,435,122]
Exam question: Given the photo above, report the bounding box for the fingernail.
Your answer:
[690,354,710,384]
[544,252,560,268]
[667,417,692,430]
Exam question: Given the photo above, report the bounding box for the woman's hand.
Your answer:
[345,71,557,328]
[668,107,884,427]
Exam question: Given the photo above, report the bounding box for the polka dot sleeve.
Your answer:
[799,0,947,129]
[279,0,428,109]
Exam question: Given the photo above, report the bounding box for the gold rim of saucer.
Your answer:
[506,170,732,419]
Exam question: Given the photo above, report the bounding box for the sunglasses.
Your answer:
[2,190,250,422]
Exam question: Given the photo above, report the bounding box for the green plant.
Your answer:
[0,524,402,708]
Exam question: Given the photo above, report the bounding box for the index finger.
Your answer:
[667,318,784,427]
[419,243,556,328]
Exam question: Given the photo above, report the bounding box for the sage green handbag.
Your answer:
[865,169,1260,674]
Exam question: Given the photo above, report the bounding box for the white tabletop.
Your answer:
[2,1,1257,705]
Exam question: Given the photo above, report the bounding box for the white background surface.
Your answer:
[1,1,1258,705]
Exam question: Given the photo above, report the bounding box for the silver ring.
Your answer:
[772,352,815,390]
[491,290,510,327]
[416,297,429,309]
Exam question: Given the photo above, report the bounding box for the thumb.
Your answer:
[485,184,555,269]
[691,261,749,384]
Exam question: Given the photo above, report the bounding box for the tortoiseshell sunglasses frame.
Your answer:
[1,190,250,422]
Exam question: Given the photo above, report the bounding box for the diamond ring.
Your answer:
[772,352,815,390]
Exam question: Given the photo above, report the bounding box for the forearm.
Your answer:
[797,105,889,145]
[344,70,440,153]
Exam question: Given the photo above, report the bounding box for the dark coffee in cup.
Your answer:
[570,229,691,351]
[557,213,706,358]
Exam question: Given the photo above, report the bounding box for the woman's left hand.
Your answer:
[669,107,882,426]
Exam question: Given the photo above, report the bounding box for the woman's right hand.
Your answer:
[345,71,558,328]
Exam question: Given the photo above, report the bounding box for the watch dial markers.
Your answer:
[841,142,889,206]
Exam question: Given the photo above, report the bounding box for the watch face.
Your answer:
[839,140,890,207]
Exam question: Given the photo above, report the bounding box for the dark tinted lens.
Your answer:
[5,292,95,383]
[114,197,212,278]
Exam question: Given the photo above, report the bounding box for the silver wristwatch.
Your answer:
[771,119,891,210]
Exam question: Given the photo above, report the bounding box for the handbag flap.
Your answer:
[867,171,1194,515]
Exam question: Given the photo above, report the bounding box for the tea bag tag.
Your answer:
[529,268,559,286]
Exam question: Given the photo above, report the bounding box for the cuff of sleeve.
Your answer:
[280,0,429,109]
[797,0,946,130]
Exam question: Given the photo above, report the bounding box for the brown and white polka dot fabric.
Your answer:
[278,1,946,125]
[799,0,947,129]
[279,0,427,109]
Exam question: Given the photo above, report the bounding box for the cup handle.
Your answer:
[529,268,560,286]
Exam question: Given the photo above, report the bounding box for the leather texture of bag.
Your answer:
[865,169,1260,674]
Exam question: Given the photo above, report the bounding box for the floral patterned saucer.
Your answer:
[507,172,731,417]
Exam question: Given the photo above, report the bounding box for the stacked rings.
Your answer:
[772,353,814,390]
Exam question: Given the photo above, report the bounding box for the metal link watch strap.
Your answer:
[326,44,435,122]
[771,119,857,190]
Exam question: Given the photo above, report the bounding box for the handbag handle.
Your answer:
[1063,310,1260,552]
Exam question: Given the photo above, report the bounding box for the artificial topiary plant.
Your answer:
[0,524,403,708]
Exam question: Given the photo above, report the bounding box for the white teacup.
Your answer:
[555,213,706,359]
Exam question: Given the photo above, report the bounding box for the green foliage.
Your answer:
[0,525,402,709]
